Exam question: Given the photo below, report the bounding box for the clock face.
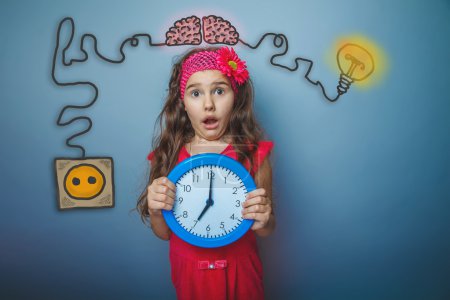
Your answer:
[174,165,246,239]
[163,153,255,248]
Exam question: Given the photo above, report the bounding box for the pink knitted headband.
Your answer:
[180,47,249,100]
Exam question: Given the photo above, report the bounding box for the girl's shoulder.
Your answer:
[255,140,274,154]
[247,140,274,157]
[250,140,274,175]
[147,150,155,161]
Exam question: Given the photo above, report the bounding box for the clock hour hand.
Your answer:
[197,171,214,221]
[197,199,211,221]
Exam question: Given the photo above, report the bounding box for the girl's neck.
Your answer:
[187,135,232,156]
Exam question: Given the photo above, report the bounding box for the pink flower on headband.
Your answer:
[216,47,249,85]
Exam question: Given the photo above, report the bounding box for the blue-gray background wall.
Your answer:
[1,0,449,299]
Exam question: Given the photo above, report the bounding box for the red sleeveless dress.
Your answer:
[147,141,274,300]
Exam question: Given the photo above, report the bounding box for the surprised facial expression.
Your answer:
[183,70,235,142]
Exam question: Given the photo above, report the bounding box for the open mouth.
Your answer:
[202,117,219,129]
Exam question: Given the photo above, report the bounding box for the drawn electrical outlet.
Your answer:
[54,157,114,210]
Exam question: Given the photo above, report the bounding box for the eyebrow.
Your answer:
[186,81,230,90]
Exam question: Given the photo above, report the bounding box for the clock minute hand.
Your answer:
[197,172,214,221]
[208,170,213,204]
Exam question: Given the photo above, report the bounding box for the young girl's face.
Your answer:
[183,70,234,142]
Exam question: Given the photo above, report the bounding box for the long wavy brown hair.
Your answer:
[136,46,265,224]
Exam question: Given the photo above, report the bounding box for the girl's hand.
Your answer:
[242,188,272,231]
[147,177,176,216]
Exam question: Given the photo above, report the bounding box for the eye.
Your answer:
[215,88,225,95]
[190,90,200,97]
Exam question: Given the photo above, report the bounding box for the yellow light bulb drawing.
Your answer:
[336,43,375,95]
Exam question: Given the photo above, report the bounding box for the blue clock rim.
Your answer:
[162,153,256,248]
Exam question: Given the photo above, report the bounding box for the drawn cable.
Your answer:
[51,17,165,158]
[239,33,340,102]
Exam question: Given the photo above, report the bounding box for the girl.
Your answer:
[137,46,275,300]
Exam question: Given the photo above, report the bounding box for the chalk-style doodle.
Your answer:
[54,158,114,210]
[51,15,375,210]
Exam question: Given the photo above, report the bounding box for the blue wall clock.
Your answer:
[162,153,256,248]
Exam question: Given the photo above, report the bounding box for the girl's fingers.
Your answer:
[148,177,176,197]
[147,177,177,213]
[156,177,176,193]
[242,211,270,222]
[245,188,266,200]
[152,184,176,200]
[242,212,257,220]
[242,203,271,215]
[147,189,175,205]
[242,196,268,208]
[152,192,175,204]
[148,199,173,211]
[147,181,176,208]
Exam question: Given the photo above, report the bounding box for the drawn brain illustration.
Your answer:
[165,15,239,46]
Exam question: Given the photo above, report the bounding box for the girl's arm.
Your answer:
[148,210,172,240]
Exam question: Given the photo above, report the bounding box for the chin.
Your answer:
[201,131,223,141]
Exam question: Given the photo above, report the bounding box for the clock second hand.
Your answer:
[197,170,214,222]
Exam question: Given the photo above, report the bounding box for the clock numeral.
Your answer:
[206,224,211,232]
[207,171,215,179]
[230,213,235,220]
[224,177,227,184]
[183,211,188,218]
[183,184,191,192]
[232,187,238,194]
[235,200,240,207]
[191,220,198,230]
[220,222,225,229]
[178,197,183,204]
[192,173,199,183]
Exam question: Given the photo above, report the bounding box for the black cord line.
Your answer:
[239,33,340,102]
[52,16,345,158]
[51,17,165,158]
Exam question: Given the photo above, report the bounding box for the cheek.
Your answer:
[183,103,193,116]
[222,101,234,118]
[184,106,201,124]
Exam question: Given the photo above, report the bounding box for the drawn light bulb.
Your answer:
[336,43,375,95]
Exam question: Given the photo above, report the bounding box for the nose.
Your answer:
[203,94,215,111]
